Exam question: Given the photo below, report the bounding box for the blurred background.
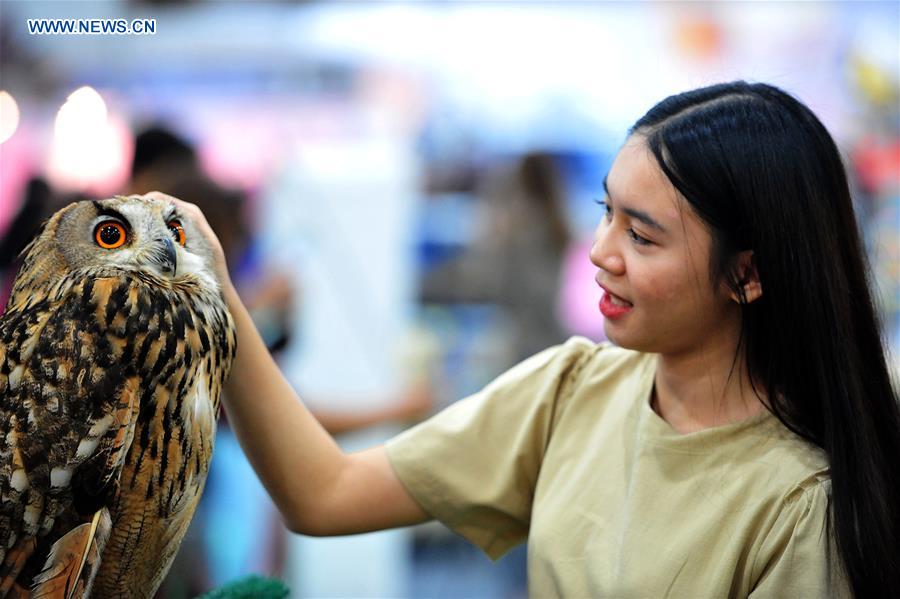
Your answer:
[0,1,897,597]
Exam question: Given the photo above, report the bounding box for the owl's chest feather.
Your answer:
[120,298,229,513]
[93,286,234,595]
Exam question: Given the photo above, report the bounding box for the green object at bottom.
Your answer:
[195,575,290,599]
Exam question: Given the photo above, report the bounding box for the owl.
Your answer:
[0,195,236,598]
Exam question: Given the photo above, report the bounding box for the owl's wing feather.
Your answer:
[0,276,143,591]
[0,538,35,597]
[31,507,112,599]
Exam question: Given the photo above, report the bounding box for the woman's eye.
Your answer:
[594,199,612,221]
[94,220,128,249]
[595,199,650,245]
[627,229,651,246]
[167,220,186,246]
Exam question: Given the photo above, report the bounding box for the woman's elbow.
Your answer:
[280,499,348,536]
[283,511,328,536]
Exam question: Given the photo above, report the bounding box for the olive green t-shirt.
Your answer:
[385,337,849,598]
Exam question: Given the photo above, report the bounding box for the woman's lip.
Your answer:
[600,292,633,319]
[597,282,633,306]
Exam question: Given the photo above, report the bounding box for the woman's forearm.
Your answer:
[220,283,350,530]
[219,283,428,534]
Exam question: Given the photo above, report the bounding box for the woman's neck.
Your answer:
[652,341,766,434]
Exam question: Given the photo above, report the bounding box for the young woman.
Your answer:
[162,81,899,598]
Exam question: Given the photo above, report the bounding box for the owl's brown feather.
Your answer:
[31,508,111,599]
[0,538,35,597]
[0,197,235,598]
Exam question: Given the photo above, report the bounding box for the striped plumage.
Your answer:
[0,196,235,598]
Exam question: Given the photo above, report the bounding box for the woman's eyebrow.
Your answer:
[603,175,668,233]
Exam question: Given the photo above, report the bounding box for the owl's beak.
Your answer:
[156,237,178,275]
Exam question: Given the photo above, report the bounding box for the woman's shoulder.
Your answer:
[548,337,655,392]
[509,337,652,402]
[516,338,655,427]
[531,337,653,378]
[753,418,833,501]
[469,338,647,419]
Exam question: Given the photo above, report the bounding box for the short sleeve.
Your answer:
[385,337,596,559]
[750,479,851,598]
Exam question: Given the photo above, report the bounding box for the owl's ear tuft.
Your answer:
[16,219,48,260]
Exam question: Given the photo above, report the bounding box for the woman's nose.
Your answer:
[590,222,625,275]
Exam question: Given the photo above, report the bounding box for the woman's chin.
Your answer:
[602,321,629,348]
[602,322,655,354]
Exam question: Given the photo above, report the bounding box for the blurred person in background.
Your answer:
[418,150,573,594]
[422,151,572,362]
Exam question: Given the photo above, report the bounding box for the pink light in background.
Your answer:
[196,101,288,192]
[0,124,38,237]
[559,240,606,341]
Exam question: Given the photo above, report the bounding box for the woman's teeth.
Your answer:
[609,294,632,307]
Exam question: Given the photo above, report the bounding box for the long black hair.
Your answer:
[630,81,900,597]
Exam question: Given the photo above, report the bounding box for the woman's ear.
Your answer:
[730,250,763,304]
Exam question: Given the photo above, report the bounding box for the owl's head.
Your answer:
[23,195,219,290]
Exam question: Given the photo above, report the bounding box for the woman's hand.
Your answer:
[142,191,234,293]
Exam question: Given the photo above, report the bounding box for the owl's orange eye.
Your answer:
[94,221,127,249]
[167,220,186,247]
